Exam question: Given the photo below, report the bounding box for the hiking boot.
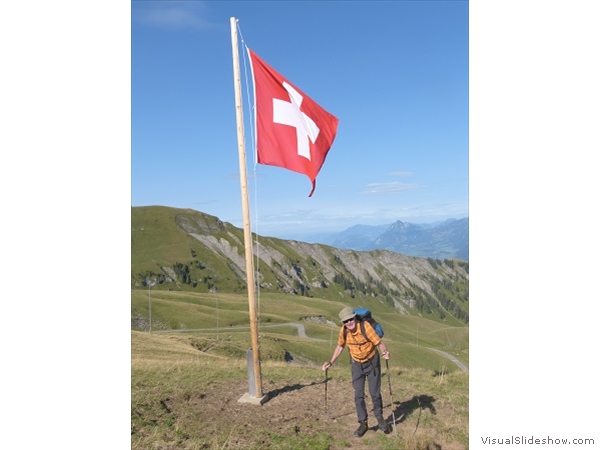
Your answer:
[353,420,368,438]
[377,416,391,434]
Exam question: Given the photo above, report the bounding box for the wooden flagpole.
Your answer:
[229,17,264,402]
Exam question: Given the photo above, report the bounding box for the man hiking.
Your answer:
[321,306,391,437]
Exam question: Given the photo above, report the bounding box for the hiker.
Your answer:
[321,306,391,437]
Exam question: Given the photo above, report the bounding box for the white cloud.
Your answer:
[363,181,417,195]
[133,1,211,30]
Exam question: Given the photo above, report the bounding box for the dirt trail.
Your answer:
[430,348,468,372]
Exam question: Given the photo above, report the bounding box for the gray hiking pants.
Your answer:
[351,351,383,423]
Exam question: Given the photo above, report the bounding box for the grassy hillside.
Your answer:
[131,330,469,450]
[132,206,245,292]
[131,206,469,448]
[131,289,468,372]
[131,206,469,328]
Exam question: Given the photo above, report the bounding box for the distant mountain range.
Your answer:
[295,218,469,261]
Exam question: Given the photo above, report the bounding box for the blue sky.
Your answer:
[131,1,469,239]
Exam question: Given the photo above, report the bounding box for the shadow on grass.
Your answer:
[388,394,437,425]
[266,380,321,401]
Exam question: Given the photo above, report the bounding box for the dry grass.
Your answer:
[132,331,468,449]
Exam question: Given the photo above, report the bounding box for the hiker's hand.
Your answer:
[382,350,390,360]
[322,361,332,370]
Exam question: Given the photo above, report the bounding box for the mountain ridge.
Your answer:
[131,206,469,326]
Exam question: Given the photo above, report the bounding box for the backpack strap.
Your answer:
[359,320,370,343]
[343,319,371,344]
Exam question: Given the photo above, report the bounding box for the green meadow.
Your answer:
[132,289,469,449]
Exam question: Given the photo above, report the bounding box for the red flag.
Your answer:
[248,49,339,197]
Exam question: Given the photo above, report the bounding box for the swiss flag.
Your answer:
[248,49,339,197]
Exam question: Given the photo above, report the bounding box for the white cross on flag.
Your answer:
[248,49,339,197]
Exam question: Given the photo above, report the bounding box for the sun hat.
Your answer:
[339,306,356,322]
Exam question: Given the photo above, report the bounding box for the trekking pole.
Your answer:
[385,359,397,435]
[324,367,328,414]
